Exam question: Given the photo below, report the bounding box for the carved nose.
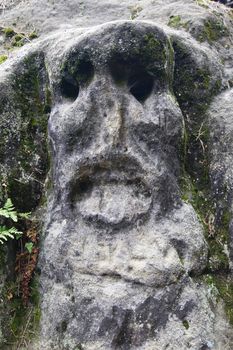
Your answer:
[103,97,126,150]
[104,107,124,145]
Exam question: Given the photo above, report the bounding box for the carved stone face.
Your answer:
[51,23,178,224]
[47,22,207,288]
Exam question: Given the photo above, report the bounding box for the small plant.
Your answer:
[25,242,34,254]
[0,198,30,244]
[0,55,7,64]
[2,27,15,37]
[28,31,38,40]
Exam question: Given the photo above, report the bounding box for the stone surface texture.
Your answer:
[0,0,233,349]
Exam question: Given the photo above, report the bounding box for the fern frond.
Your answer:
[0,225,22,244]
[0,198,18,222]
[18,212,31,220]
[0,226,15,244]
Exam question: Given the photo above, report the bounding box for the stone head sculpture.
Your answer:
[0,2,233,349]
[47,21,208,289]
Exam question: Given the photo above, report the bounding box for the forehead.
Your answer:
[60,22,173,78]
[67,22,168,54]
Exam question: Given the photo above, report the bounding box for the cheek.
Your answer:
[49,102,99,156]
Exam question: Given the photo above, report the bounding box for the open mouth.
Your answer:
[68,158,152,227]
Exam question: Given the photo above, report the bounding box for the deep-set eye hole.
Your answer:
[60,74,79,101]
[60,60,94,101]
[128,72,154,103]
[77,60,94,84]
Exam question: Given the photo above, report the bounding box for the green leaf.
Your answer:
[0,226,15,244]
[0,198,29,245]
[18,212,31,219]
[0,198,18,222]
[8,227,23,235]
[25,242,34,254]
[0,225,22,244]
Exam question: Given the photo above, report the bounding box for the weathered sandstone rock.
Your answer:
[0,1,233,349]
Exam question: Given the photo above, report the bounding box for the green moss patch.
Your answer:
[174,36,232,320]
[198,18,228,43]
[180,127,230,274]
[0,56,8,65]
[28,32,38,40]
[168,15,190,30]
[5,53,51,212]
[2,28,15,38]
[203,274,233,326]
[182,320,190,330]
[142,33,167,68]
[1,27,39,53]
[178,71,232,324]
[0,52,51,346]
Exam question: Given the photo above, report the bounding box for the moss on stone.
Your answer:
[7,53,51,211]
[180,166,230,273]
[2,28,15,38]
[202,273,233,326]
[196,68,211,89]
[182,320,190,330]
[13,34,24,42]
[213,275,233,325]
[28,31,38,40]
[1,28,39,54]
[11,34,25,48]
[179,87,232,324]
[173,38,222,149]
[198,18,228,43]
[0,53,51,345]
[142,33,167,67]
[0,55,8,65]
[75,344,84,350]
[168,15,190,30]
[196,0,209,9]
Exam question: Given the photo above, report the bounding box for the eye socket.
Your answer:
[60,74,79,101]
[60,59,94,101]
[128,72,154,103]
[77,60,94,84]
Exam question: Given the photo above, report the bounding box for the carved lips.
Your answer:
[68,156,152,227]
